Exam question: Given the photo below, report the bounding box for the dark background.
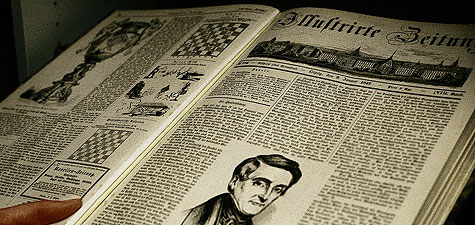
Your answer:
[1,1,474,101]
[0,1,473,224]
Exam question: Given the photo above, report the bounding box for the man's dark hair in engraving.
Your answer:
[228,154,302,194]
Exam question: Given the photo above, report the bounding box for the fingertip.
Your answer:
[62,198,83,212]
[0,198,83,225]
[64,198,83,207]
[35,198,83,224]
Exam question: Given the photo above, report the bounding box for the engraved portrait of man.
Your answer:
[181,154,302,225]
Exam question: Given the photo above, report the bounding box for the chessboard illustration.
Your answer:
[171,22,249,58]
[68,129,132,164]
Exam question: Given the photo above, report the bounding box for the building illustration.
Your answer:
[249,37,471,87]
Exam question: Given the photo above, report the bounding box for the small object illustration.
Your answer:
[126,81,146,99]
[123,102,170,117]
[177,71,204,81]
[156,85,170,98]
[167,82,191,101]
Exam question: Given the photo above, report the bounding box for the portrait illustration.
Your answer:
[181,154,302,225]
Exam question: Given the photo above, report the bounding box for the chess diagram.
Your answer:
[68,129,132,164]
[171,22,249,58]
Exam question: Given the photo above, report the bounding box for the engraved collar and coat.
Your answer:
[181,193,253,225]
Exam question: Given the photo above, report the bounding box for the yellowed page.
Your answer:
[0,4,279,224]
[76,7,474,225]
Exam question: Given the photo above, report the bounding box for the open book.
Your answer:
[0,4,473,225]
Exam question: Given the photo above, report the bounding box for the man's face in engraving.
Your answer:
[229,163,293,216]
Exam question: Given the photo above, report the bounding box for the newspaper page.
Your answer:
[82,7,475,225]
[0,3,278,216]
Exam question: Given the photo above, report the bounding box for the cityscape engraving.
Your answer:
[248,37,471,87]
